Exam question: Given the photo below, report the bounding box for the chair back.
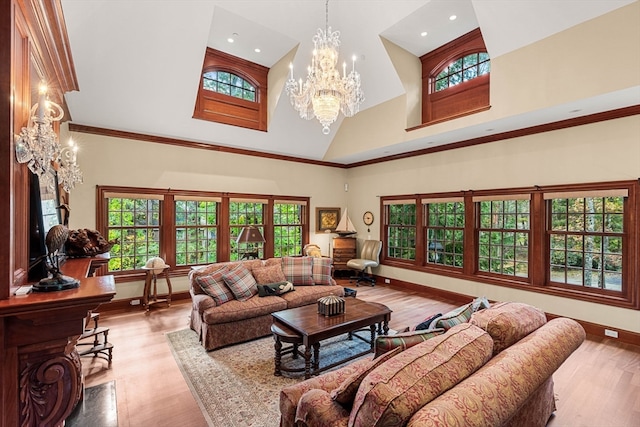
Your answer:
[360,240,382,265]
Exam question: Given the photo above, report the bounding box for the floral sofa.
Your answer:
[189,256,344,351]
[279,302,585,427]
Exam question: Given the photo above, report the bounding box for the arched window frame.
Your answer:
[420,28,490,126]
[432,51,490,93]
[202,69,258,102]
[194,48,268,132]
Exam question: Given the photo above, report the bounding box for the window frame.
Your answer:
[96,186,309,281]
[380,180,639,310]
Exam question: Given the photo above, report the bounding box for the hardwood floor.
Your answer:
[81,282,640,427]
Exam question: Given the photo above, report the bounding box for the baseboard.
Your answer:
[377,275,640,348]
[97,291,191,312]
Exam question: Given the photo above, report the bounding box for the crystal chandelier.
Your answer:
[14,83,83,192]
[285,0,364,134]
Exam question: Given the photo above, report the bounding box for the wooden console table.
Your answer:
[0,257,116,427]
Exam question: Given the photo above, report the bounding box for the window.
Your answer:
[420,28,490,125]
[230,200,265,261]
[193,48,268,131]
[423,198,464,268]
[476,197,530,278]
[274,202,304,257]
[175,197,219,266]
[547,191,626,291]
[380,181,638,309]
[434,53,490,92]
[385,201,416,261]
[203,71,256,102]
[97,187,309,278]
[106,195,161,272]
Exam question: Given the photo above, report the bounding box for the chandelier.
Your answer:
[285,0,364,134]
[14,83,83,192]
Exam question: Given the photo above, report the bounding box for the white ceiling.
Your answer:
[61,0,636,165]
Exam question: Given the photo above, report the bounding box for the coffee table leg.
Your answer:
[274,336,282,376]
[313,343,320,372]
[304,346,311,379]
[369,324,376,350]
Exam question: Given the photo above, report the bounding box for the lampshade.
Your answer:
[236,226,265,244]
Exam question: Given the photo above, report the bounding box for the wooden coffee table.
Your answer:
[271,298,391,379]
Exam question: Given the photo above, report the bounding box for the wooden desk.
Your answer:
[0,257,116,427]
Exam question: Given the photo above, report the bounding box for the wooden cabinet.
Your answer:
[332,237,357,272]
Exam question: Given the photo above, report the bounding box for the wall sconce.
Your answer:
[14,82,82,192]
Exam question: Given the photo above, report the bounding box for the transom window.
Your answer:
[203,71,256,102]
[548,193,625,290]
[477,197,530,278]
[434,52,490,92]
[424,199,464,268]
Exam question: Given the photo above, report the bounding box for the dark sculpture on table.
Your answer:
[65,228,119,257]
[32,224,80,292]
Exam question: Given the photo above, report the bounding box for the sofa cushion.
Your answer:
[312,257,333,285]
[349,323,493,427]
[194,266,234,306]
[414,312,442,331]
[331,347,402,406]
[202,295,287,325]
[470,301,547,354]
[222,264,258,301]
[252,263,287,285]
[433,302,473,330]
[373,328,445,358]
[282,256,315,286]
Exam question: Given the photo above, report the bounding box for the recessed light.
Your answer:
[227,37,234,43]
[486,128,494,132]
[449,15,457,21]
[420,31,428,37]
[569,109,582,113]
[254,48,261,53]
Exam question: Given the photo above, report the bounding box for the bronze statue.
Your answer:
[65,228,119,257]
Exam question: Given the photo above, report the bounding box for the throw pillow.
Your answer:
[433,303,474,330]
[414,313,443,331]
[257,281,295,297]
[331,347,402,406]
[194,266,234,306]
[281,256,315,286]
[222,264,258,301]
[472,296,491,312]
[373,328,445,358]
[312,257,333,286]
[252,264,287,285]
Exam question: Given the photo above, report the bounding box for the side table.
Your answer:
[142,265,172,312]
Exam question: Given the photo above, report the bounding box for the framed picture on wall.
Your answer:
[316,207,340,233]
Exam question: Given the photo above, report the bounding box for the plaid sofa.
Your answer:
[188,257,344,351]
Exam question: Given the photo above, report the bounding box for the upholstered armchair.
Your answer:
[346,240,382,286]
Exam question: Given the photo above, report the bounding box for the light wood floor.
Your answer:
[81,282,640,427]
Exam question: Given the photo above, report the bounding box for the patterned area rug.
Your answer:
[166,328,373,427]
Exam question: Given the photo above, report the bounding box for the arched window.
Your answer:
[194,48,268,132]
[434,52,490,92]
[202,71,256,102]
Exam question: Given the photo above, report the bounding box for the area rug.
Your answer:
[166,328,373,427]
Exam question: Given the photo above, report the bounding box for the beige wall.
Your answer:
[345,115,640,333]
[62,124,348,299]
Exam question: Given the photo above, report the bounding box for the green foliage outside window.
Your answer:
[229,202,264,261]
[107,198,160,272]
[175,200,217,266]
[203,71,256,101]
[435,52,490,92]
[478,199,530,277]
[426,202,464,267]
[273,203,303,257]
[387,204,416,260]
[549,196,624,290]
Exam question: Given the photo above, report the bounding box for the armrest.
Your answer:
[295,389,349,427]
[189,289,216,314]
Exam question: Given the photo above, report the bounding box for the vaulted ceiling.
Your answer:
[61,0,637,164]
